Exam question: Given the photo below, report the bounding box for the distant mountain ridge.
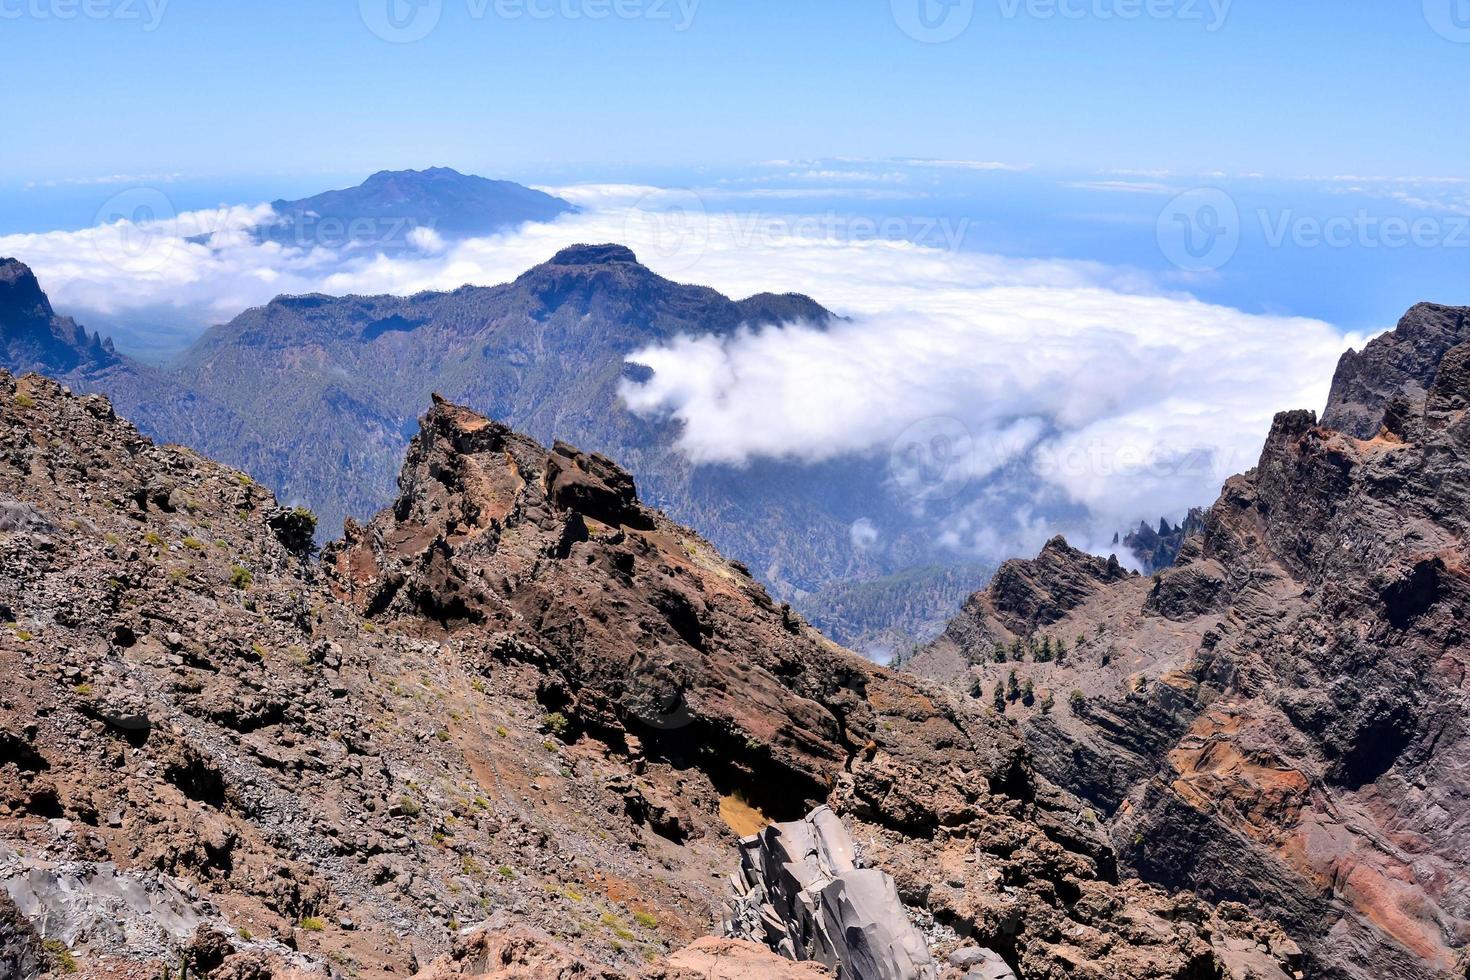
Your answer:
[252,166,577,249]
[0,247,970,653]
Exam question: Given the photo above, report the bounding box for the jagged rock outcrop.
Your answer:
[724,806,937,979]
[0,259,118,375]
[0,371,1297,978]
[911,537,1133,684]
[1322,302,1470,438]
[909,312,1470,979]
[1122,509,1206,574]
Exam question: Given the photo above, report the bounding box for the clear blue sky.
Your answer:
[2,1,1467,183]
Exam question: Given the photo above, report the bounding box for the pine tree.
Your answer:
[993,681,1006,713]
[1007,669,1020,702]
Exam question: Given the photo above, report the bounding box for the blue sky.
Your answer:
[2,1,1467,182]
[2,3,1467,564]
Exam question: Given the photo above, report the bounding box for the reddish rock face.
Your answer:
[910,331,1470,979]
[0,372,1296,980]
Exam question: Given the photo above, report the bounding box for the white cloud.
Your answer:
[0,180,1368,562]
[1066,180,1180,195]
[849,518,880,550]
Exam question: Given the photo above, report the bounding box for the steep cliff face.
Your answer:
[1322,302,1470,438]
[909,315,1470,979]
[0,373,1296,978]
[0,259,118,375]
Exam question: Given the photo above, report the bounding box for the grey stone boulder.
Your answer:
[724,805,937,980]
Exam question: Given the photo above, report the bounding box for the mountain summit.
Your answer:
[256,167,577,249]
[0,253,961,655]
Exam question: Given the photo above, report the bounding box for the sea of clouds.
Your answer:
[0,181,1366,562]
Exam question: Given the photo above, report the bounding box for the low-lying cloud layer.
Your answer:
[0,181,1364,562]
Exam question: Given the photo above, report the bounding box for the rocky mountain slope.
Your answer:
[252,168,577,250]
[908,306,1470,979]
[0,249,986,656]
[0,370,1298,978]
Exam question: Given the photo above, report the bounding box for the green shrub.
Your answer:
[14,392,35,409]
[601,912,635,941]
[42,939,76,973]
[229,565,253,590]
[542,712,572,739]
[298,917,325,932]
[633,909,658,929]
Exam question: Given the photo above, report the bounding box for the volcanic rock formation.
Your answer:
[723,805,937,979]
[0,371,1298,978]
[909,310,1470,979]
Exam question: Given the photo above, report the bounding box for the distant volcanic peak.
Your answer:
[549,243,640,267]
[367,165,462,181]
[0,258,54,320]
